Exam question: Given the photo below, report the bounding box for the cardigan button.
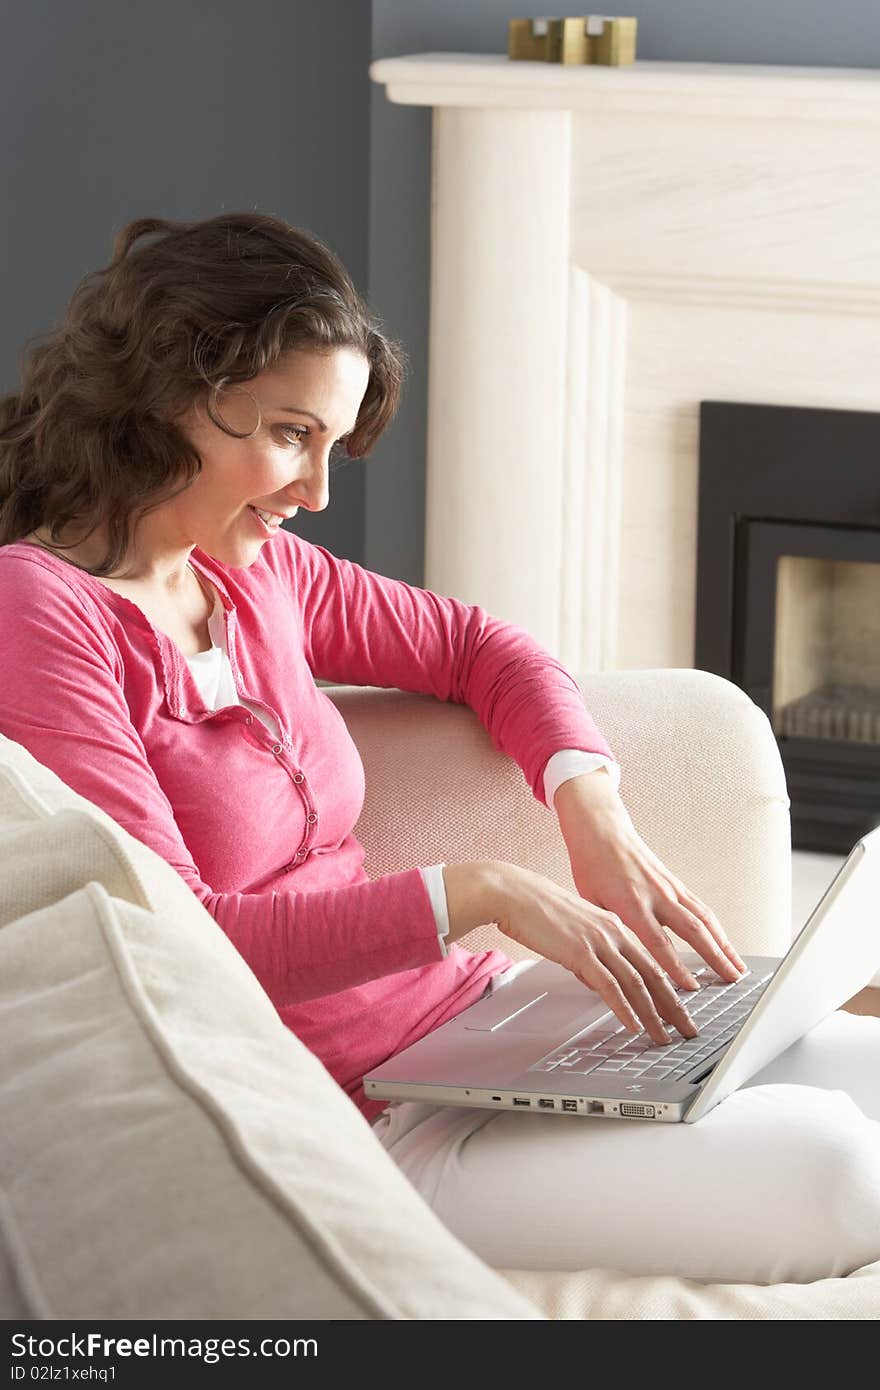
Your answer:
[271,743,283,754]
[293,772,305,784]
[245,715,253,725]
[306,812,318,824]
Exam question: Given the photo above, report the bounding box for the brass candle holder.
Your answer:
[508,16,637,66]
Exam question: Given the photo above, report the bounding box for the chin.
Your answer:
[194,539,263,570]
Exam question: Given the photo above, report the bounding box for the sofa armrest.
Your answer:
[324,669,792,963]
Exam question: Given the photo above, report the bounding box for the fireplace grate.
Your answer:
[777,682,880,745]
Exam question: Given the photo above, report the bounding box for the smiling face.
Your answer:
[177,344,370,562]
[24,345,372,594]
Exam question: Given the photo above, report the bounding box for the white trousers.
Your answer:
[370,963,880,1285]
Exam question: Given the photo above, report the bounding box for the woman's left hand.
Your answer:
[553,770,748,992]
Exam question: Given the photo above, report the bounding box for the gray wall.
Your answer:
[367,0,880,584]
[4,3,878,582]
[0,0,371,565]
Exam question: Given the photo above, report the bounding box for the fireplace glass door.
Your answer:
[735,520,880,850]
[774,554,880,743]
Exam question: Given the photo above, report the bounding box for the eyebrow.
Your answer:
[276,406,354,438]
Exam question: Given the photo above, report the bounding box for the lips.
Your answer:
[248,505,284,536]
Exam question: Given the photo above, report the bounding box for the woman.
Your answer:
[1,213,877,1286]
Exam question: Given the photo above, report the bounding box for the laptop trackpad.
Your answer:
[464,989,607,1035]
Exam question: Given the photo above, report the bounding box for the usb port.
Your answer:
[538,1098,555,1108]
[561,1099,578,1112]
[512,1097,531,1106]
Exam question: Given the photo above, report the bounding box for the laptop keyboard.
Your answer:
[527,967,773,1082]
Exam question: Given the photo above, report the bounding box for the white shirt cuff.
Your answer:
[419,863,451,958]
[543,749,622,809]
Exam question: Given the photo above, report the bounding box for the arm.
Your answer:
[439,762,748,1044]
[552,768,747,983]
[287,535,738,1010]
[289,533,616,806]
[0,558,443,1006]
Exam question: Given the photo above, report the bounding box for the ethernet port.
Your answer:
[587,1101,605,1114]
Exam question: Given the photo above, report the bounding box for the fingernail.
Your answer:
[683,972,700,990]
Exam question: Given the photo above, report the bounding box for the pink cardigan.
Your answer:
[0,534,615,1123]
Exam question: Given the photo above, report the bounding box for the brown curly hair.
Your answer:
[0,212,407,576]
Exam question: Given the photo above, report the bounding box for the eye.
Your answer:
[278,425,308,447]
[277,424,349,459]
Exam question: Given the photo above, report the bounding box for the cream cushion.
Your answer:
[0,732,542,1320]
[500,1262,880,1319]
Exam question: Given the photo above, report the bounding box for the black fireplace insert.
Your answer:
[696,401,880,854]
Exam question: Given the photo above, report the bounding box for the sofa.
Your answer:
[1,666,878,1320]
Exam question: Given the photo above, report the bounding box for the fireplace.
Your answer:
[371,55,880,679]
[696,401,880,853]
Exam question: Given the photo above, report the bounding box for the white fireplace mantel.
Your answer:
[370,53,880,672]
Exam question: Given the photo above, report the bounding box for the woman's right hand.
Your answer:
[442,859,701,1046]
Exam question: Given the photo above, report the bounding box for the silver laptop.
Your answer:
[365,826,880,1124]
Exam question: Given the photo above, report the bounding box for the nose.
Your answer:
[288,453,330,513]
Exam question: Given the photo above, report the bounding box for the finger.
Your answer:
[600,888,703,993]
[678,891,748,974]
[619,939,700,1042]
[662,900,744,982]
[593,941,686,1046]
[577,955,645,1037]
[641,850,748,977]
[614,938,700,1044]
[635,918,703,992]
[648,857,747,976]
[658,925,702,987]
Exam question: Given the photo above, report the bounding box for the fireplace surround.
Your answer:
[696,401,880,853]
[370,53,880,681]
